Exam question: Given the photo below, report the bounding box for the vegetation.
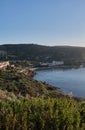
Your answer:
[0,66,65,99]
[0,44,85,64]
[0,65,85,129]
[0,98,85,130]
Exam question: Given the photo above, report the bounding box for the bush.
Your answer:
[0,98,83,130]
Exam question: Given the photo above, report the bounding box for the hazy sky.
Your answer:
[0,0,85,46]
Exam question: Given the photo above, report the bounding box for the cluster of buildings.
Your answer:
[0,61,10,70]
[40,61,64,67]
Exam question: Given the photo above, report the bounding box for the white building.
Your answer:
[52,61,64,66]
[40,61,64,67]
[0,61,10,70]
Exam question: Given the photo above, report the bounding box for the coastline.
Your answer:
[32,65,85,71]
[33,66,85,99]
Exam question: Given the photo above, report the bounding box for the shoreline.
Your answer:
[33,67,85,99]
[32,65,85,71]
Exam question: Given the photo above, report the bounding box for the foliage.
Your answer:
[0,67,64,99]
[0,44,85,63]
[0,98,84,130]
[0,61,85,129]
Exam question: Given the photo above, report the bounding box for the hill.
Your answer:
[0,44,85,63]
[0,66,65,100]
[0,65,85,129]
[1,44,85,129]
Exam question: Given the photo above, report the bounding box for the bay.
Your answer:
[34,68,85,98]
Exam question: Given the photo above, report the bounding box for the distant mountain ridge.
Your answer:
[0,44,85,62]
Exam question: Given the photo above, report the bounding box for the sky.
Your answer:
[0,0,85,46]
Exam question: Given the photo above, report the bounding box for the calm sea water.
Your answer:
[34,68,85,98]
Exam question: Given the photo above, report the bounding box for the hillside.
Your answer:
[0,65,85,129]
[1,45,85,129]
[0,44,85,63]
[0,66,65,100]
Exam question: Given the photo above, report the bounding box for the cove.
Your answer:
[34,68,85,98]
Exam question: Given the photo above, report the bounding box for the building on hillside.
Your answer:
[40,61,64,67]
[52,61,64,66]
[40,63,49,66]
[0,61,10,70]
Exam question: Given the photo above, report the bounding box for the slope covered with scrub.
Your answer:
[0,66,85,129]
[0,66,64,99]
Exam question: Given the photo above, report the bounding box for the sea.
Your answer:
[34,67,85,98]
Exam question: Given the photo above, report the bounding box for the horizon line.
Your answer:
[0,43,85,48]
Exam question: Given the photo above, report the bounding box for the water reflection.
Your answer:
[34,68,85,98]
